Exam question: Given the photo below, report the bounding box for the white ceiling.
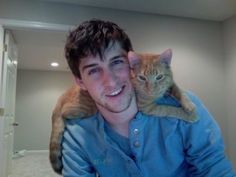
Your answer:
[9,0,236,72]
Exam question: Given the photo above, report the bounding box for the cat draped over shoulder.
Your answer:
[49,49,198,174]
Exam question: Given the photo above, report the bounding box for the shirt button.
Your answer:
[133,140,140,148]
[133,128,139,135]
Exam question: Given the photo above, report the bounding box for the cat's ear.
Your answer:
[128,51,141,69]
[160,49,172,65]
[74,77,87,91]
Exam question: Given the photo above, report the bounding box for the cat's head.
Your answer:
[128,49,173,98]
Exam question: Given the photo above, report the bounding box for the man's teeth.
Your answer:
[108,88,122,96]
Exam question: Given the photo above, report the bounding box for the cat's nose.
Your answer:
[146,84,154,93]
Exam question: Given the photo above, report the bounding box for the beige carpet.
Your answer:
[11,151,61,177]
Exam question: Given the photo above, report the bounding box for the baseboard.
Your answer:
[27,150,49,154]
[13,149,49,159]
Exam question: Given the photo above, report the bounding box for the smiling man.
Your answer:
[62,19,236,177]
[76,41,137,137]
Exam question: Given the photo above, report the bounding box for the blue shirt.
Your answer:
[62,92,236,177]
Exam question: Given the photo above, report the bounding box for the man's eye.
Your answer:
[88,68,100,75]
[111,59,124,66]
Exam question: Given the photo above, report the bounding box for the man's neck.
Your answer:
[97,97,138,137]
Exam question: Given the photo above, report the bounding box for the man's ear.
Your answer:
[75,77,87,90]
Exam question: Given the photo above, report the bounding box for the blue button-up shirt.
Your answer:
[62,92,236,177]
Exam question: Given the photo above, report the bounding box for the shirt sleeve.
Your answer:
[62,120,96,177]
[180,92,236,177]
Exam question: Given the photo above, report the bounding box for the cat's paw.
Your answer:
[182,101,195,113]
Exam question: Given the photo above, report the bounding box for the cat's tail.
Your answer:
[49,110,64,175]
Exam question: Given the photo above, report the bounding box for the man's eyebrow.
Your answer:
[81,63,98,73]
[110,54,127,61]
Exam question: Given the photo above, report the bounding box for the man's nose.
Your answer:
[102,70,117,86]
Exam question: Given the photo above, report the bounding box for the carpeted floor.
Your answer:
[11,151,61,177]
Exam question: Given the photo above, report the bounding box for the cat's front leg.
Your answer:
[139,103,198,122]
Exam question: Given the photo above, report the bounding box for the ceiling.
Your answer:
[8,0,236,72]
[11,29,69,72]
[43,0,236,21]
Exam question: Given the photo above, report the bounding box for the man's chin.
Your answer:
[106,106,130,114]
[98,103,130,113]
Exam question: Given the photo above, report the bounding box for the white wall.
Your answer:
[14,69,73,151]
[1,0,234,167]
[222,15,236,169]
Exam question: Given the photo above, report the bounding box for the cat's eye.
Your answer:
[137,75,147,81]
[156,74,163,80]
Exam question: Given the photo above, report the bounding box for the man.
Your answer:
[62,19,236,176]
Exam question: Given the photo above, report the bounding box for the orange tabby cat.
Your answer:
[49,49,197,174]
[128,49,196,120]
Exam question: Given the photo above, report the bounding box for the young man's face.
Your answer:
[76,42,135,114]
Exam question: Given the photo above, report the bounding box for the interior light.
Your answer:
[51,62,59,67]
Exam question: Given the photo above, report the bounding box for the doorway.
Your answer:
[0,19,72,177]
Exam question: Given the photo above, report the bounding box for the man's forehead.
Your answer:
[80,54,101,65]
[81,43,126,63]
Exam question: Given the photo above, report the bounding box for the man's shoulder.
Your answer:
[184,90,202,106]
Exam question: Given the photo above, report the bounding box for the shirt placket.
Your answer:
[128,113,147,176]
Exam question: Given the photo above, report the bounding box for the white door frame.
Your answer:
[0,23,5,177]
[0,18,72,177]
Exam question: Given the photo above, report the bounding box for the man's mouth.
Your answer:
[106,86,125,97]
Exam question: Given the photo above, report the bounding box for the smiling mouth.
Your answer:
[106,86,125,97]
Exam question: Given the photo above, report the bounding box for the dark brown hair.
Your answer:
[65,19,133,78]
